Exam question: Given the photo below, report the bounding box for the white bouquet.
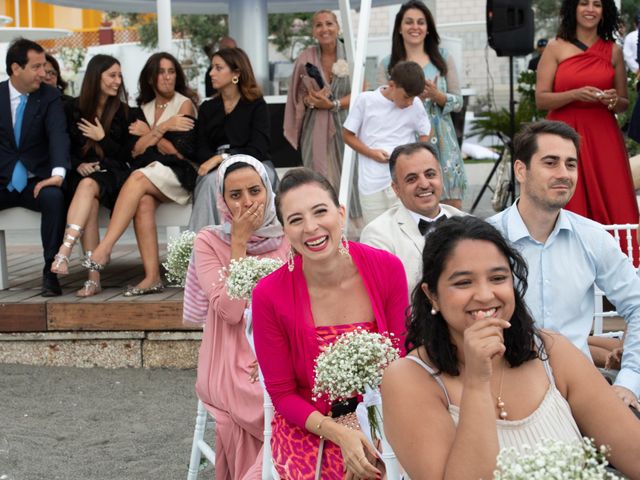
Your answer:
[163,230,196,286]
[222,257,283,300]
[313,328,399,442]
[332,59,350,78]
[494,437,621,479]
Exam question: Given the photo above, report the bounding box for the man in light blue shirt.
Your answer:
[488,120,640,409]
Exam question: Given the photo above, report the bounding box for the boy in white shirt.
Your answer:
[343,61,431,225]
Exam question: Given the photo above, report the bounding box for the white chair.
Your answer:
[592,223,638,334]
[186,399,216,480]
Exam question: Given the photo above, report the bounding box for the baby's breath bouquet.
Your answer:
[313,328,400,442]
[222,257,283,300]
[494,437,622,479]
[163,230,196,286]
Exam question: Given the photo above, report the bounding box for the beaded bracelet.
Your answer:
[608,97,618,111]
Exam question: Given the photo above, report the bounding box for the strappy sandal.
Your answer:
[81,250,110,272]
[51,224,84,275]
[76,279,102,298]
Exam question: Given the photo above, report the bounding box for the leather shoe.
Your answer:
[41,273,62,297]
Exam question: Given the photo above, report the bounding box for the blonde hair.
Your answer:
[312,10,339,27]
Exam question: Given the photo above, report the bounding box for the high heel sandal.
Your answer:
[76,251,102,297]
[51,224,83,275]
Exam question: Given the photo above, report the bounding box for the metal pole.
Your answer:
[338,0,371,225]
[229,0,270,94]
[28,0,32,28]
[157,0,172,52]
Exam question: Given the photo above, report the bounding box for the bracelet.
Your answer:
[316,416,331,439]
[608,97,619,111]
[331,99,341,112]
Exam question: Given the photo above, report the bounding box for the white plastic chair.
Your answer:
[592,223,638,334]
[186,399,216,480]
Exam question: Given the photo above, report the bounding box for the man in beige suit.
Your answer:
[360,142,465,294]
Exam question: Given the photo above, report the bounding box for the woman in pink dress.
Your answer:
[252,168,408,479]
[194,155,289,479]
[536,0,638,260]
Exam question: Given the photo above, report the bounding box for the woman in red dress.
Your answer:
[536,0,638,259]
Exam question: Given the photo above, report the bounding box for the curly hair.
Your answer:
[388,1,447,78]
[557,0,621,42]
[405,216,540,375]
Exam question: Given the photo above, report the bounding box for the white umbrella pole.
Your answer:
[339,0,371,227]
[157,0,172,52]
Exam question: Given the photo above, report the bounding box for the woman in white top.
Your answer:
[381,216,640,479]
[84,52,199,296]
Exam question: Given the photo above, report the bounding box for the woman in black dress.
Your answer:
[50,54,131,297]
[188,47,272,230]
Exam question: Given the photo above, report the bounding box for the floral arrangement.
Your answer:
[494,437,621,479]
[313,329,399,441]
[332,59,350,78]
[222,257,283,300]
[162,230,196,286]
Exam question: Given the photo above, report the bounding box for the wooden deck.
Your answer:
[0,243,197,333]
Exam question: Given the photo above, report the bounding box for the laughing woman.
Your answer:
[382,217,640,479]
[50,54,132,297]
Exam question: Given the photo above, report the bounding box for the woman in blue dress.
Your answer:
[379,0,467,209]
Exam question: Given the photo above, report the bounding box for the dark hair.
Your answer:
[514,120,580,168]
[275,168,339,225]
[389,61,425,97]
[212,47,263,101]
[388,1,447,77]
[136,52,198,106]
[389,141,440,180]
[406,216,540,375]
[222,161,259,195]
[44,53,68,92]
[6,37,44,75]
[78,54,128,159]
[557,0,620,42]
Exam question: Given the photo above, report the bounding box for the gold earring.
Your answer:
[232,76,239,85]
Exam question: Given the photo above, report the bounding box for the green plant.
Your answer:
[468,70,546,143]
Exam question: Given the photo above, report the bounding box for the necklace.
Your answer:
[496,361,508,419]
[156,101,169,110]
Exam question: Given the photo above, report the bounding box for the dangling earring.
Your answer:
[431,307,438,316]
[338,233,350,257]
[232,76,239,85]
[287,248,296,272]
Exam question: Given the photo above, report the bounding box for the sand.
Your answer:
[0,364,215,480]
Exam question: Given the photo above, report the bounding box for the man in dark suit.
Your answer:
[0,38,70,296]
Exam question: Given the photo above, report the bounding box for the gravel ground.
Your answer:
[0,364,214,480]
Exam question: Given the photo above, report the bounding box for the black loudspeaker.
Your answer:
[487,0,534,57]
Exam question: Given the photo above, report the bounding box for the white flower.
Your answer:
[162,230,196,287]
[332,59,350,78]
[222,257,283,300]
[312,329,399,402]
[494,437,621,479]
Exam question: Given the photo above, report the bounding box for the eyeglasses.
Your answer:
[45,70,58,77]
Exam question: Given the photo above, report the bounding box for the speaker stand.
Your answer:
[470,56,518,213]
